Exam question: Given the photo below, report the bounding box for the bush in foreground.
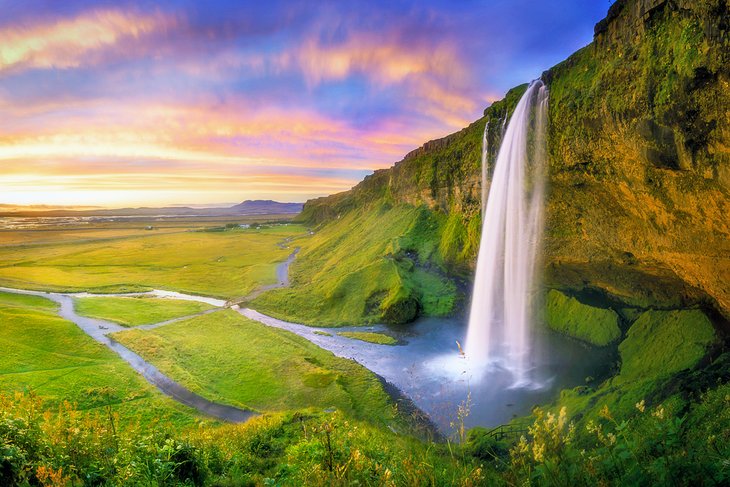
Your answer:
[1,385,729,486]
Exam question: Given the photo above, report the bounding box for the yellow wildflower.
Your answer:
[599,405,612,420]
[652,407,665,420]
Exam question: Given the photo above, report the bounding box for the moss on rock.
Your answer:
[379,285,419,324]
[545,289,622,346]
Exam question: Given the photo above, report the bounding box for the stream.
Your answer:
[0,286,253,422]
[237,308,613,432]
[2,240,611,432]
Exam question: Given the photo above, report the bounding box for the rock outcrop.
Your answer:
[293,0,729,325]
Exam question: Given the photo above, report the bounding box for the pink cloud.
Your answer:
[0,8,177,74]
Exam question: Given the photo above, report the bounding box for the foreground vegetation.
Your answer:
[2,375,728,486]
[74,297,214,327]
[0,223,304,299]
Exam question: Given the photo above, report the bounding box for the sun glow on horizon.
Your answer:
[0,1,605,208]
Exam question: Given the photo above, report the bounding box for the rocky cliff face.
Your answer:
[294,0,729,325]
[543,0,729,320]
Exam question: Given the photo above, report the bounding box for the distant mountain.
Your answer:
[0,200,303,218]
[228,200,303,215]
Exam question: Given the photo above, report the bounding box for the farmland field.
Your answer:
[0,218,306,298]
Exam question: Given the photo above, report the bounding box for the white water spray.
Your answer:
[465,80,548,386]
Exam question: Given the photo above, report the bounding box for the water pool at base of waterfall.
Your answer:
[239,307,614,434]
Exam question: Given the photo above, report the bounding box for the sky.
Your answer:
[0,0,609,208]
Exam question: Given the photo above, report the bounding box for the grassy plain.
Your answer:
[338,331,398,345]
[111,310,396,423]
[74,296,214,326]
[0,291,200,427]
[0,220,305,298]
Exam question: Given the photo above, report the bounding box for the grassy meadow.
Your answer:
[0,220,305,298]
[253,205,458,326]
[0,291,200,428]
[74,296,214,327]
[110,310,396,423]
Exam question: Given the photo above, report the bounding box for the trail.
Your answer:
[231,237,300,303]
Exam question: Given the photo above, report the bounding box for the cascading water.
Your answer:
[465,80,548,386]
[481,122,489,214]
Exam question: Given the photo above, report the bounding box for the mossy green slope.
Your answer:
[545,289,621,346]
[255,205,458,326]
[618,309,716,381]
[555,308,717,423]
[274,0,728,327]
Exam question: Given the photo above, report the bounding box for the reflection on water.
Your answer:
[240,309,614,434]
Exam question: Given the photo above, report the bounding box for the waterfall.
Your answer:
[481,122,489,214]
[465,80,548,386]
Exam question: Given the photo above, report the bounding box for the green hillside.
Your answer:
[256,0,728,329]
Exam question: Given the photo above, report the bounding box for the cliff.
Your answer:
[256,0,729,327]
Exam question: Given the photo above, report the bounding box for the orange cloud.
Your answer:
[0,9,175,73]
[290,34,465,87]
[0,96,425,172]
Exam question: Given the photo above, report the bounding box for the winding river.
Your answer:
[2,240,610,432]
[0,286,253,422]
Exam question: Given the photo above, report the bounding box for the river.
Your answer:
[1,241,611,432]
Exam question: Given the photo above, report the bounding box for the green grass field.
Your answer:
[338,331,398,345]
[0,223,306,298]
[0,291,200,427]
[111,310,396,423]
[74,296,215,326]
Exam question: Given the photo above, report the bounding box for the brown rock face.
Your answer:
[298,0,729,323]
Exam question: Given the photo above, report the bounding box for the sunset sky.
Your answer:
[1,0,607,207]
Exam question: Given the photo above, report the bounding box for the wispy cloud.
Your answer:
[0,8,176,74]
[0,0,607,206]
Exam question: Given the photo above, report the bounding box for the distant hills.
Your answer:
[0,200,303,218]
